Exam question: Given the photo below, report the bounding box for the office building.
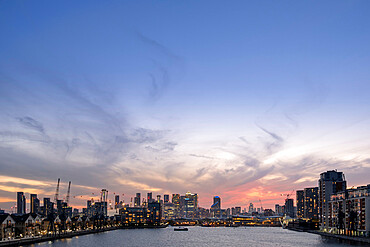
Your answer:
[172,194,181,218]
[182,192,198,218]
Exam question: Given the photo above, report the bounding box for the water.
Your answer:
[29,227,366,247]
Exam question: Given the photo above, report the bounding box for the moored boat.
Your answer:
[174,226,188,231]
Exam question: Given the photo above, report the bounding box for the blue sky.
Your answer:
[1,0,370,210]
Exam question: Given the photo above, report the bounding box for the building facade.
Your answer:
[329,184,370,237]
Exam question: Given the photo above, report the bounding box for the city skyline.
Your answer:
[1,0,370,212]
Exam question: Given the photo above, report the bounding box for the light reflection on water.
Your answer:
[29,227,366,247]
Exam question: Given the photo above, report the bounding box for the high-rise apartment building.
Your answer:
[285,198,294,218]
[319,170,346,230]
[304,187,319,220]
[164,194,169,203]
[43,198,52,216]
[296,190,304,218]
[115,195,120,209]
[134,193,141,207]
[30,194,40,214]
[147,192,153,203]
[17,192,26,214]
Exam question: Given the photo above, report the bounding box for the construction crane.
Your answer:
[281,189,295,200]
[65,181,71,206]
[259,199,264,211]
[54,178,60,204]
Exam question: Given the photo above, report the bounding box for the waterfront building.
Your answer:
[163,202,176,219]
[12,214,38,238]
[304,187,319,220]
[0,214,16,240]
[17,192,26,214]
[248,203,254,213]
[120,207,146,225]
[30,194,40,214]
[329,184,370,237]
[284,198,294,218]
[119,201,162,225]
[148,202,162,225]
[319,170,346,230]
[296,190,304,218]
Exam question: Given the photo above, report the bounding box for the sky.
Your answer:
[1,0,370,212]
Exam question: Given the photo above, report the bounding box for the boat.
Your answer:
[174,226,188,231]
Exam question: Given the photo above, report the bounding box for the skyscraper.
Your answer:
[213,196,221,209]
[115,195,120,209]
[147,192,153,203]
[211,196,221,218]
[184,192,198,218]
[319,170,346,230]
[134,193,141,207]
[43,198,52,216]
[17,192,26,214]
[164,194,169,203]
[30,194,40,214]
[296,190,304,218]
[172,194,180,218]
